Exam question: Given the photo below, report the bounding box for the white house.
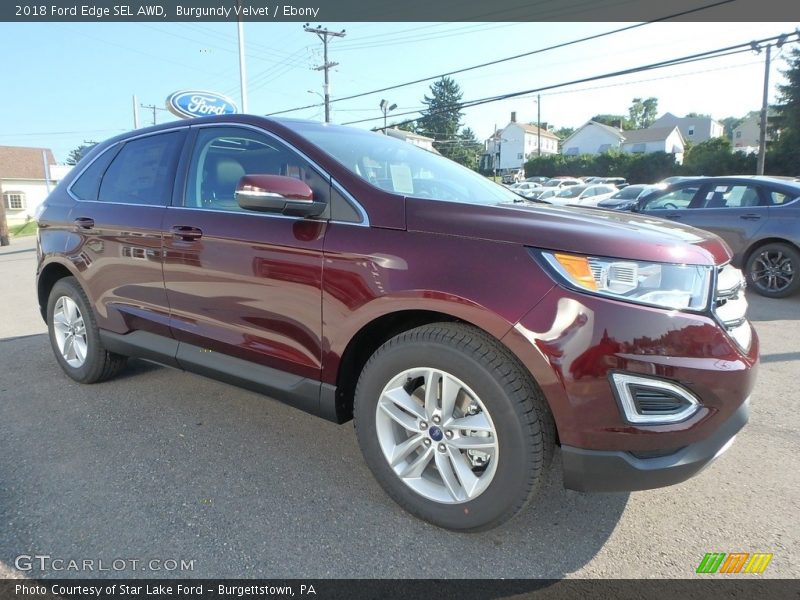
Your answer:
[732,111,777,154]
[385,128,438,153]
[561,121,626,156]
[621,126,685,163]
[483,112,560,172]
[651,113,724,143]
[0,146,69,225]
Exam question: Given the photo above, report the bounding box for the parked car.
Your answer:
[596,184,658,211]
[548,184,618,207]
[636,176,800,297]
[525,176,549,185]
[529,177,582,199]
[501,169,525,184]
[36,116,756,532]
[595,177,629,188]
[510,181,544,198]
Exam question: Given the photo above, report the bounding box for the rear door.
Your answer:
[66,129,187,337]
[676,181,769,256]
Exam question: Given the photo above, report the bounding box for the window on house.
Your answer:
[517,153,523,160]
[688,126,695,136]
[735,131,742,138]
[3,192,25,210]
[631,143,646,153]
[598,144,611,153]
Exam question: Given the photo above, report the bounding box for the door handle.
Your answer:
[170,225,203,241]
[73,217,95,229]
[740,214,761,221]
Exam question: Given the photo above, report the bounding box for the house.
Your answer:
[561,121,626,156]
[732,111,778,154]
[561,122,685,162]
[385,128,438,153]
[482,112,560,172]
[651,113,724,143]
[621,126,685,163]
[0,146,69,225]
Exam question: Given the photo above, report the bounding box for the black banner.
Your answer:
[2,0,799,22]
[1,579,799,600]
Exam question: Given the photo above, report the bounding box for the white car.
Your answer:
[510,181,544,198]
[547,184,619,207]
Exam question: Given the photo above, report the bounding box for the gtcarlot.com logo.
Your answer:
[14,554,195,573]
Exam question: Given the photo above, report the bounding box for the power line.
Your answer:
[264,0,738,118]
[340,32,797,128]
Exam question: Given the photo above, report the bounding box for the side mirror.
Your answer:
[236,174,326,218]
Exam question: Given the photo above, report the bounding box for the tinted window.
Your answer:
[70,145,121,201]
[98,131,184,206]
[185,127,329,213]
[768,190,797,205]
[642,186,701,210]
[700,184,762,208]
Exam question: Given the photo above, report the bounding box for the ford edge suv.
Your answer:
[35,115,757,531]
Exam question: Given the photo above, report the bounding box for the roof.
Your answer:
[652,113,722,128]
[622,126,681,144]
[562,121,626,145]
[385,128,435,143]
[0,146,56,180]
[506,122,560,139]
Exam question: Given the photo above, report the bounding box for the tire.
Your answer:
[354,323,554,532]
[46,276,127,383]
[744,242,800,298]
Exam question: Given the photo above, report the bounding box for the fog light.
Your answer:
[610,372,701,424]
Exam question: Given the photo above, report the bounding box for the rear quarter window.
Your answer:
[69,145,121,201]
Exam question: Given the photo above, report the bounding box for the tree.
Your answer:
[767,47,800,176]
[590,114,631,129]
[628,97,658,129]
[418,76,464,160]
[448,127,482,169]
[66,143,96,165]
[719,116,745,140]
[682,137,756,176]
[553,126,575,141]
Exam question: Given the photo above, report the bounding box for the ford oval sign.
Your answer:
[166,90,238,119]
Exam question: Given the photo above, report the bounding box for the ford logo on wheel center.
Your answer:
[166,90,238,119]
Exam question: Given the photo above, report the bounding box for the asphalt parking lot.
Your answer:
[1,236,798,579]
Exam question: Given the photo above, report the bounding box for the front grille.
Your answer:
[713,264,751,351]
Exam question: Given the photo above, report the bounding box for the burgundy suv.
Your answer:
[36,115,757,531]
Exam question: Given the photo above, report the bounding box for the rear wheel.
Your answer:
[745,242,800,298]
[354,323,553,531]
[47,277,127,383]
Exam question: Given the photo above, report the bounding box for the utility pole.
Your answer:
[133,94,140,129]
[0,194,9,246]
[757,43,771,176]
[304,24,346,123]
[140,104,159,126]
[237,0,248,112]
[536,94,542,157]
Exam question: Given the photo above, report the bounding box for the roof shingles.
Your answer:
[0,146,56,180]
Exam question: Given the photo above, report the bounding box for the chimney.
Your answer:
[510,111,517,123]
[540,121,548,131]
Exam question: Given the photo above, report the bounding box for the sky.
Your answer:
[0,20,797,162]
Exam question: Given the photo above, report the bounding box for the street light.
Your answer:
[379,99,397,134]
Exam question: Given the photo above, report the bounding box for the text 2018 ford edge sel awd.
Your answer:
[36,115,757,531]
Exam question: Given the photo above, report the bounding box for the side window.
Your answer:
[185,127,329,212]
[768,190,796,205]
[70,145,121,201]
[98,131,185,206]
[700,185,761,209]
[642,186,701,211]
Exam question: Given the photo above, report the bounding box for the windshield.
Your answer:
[544,178,566,187]
[612,185,645,200]
[556,185,586,198]
[288,121,521,206]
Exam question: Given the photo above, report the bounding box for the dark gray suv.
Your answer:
[636,176,800,298]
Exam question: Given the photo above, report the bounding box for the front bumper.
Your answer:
[561,397,749,492]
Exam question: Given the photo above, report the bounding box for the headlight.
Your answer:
[538,250,712,311]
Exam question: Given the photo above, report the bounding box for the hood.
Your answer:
[405,198,731,266]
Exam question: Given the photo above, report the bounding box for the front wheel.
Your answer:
[354,323,554,531]
[745,242,800,298]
